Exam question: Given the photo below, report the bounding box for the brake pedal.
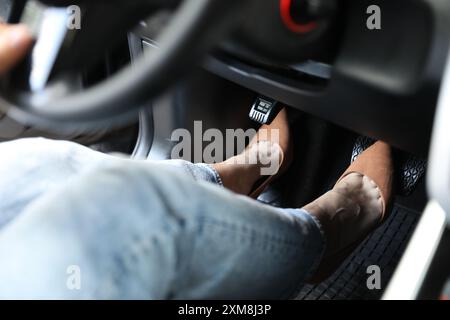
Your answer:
[249,96,282,125]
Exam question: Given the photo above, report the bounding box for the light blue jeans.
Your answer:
[0,138,325,299]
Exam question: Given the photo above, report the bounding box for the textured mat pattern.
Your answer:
[295,203,419,300]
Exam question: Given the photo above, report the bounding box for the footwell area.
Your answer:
[296,203,419,300]
[254,123,426,300]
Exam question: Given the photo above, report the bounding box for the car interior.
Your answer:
[0,0,449,300]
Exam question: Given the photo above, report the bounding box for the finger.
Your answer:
[0,24,33,75]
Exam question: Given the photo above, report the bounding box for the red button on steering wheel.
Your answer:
[280,0,318,34]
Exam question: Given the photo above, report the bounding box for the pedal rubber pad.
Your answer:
[249,97,282,125]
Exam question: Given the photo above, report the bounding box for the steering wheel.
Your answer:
[0,0,247,134]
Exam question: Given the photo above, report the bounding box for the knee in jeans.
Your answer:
[81,163,195,225]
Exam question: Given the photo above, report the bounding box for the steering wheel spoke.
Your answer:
[0,0,248,133]
[17,0,180,86]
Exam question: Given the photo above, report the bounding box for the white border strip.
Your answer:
[383,201,446,300]
[427,47,450,224]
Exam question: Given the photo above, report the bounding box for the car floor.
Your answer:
[260,114,427,300]
[160,71,428,300]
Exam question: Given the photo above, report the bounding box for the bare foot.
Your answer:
[302,141,393,283]
[212,108,292,196]
[212,141,282,195]
[303,173,383,257]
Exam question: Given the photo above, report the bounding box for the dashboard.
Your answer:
[132,0,450,156]
[1,0,449,155]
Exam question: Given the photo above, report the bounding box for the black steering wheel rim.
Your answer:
[0,0,245,133]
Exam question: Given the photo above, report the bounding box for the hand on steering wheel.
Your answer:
[0,0,247,135]
[0,23,32,75]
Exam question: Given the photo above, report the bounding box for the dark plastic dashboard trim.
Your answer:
[204,0,450,156]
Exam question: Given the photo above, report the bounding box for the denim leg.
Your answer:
[0,138,110,228]
[0,161,325,299]
[0,138,221,228]
[154,160,224,187]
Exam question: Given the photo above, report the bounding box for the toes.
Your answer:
[362,175,380,193]
[362,176,384,216]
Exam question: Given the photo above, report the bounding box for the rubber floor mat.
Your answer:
[295,203,420,300]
